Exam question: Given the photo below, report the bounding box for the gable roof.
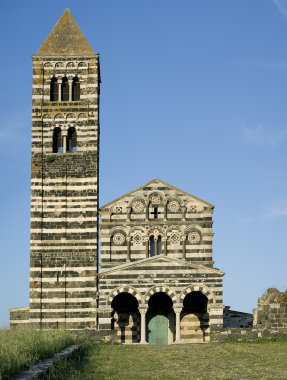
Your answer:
[99,255,224,276]
[100,178,214,209]
[35,8,96,57]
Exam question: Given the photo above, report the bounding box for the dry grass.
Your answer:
[48,340,287,380]
[0,328,76,380]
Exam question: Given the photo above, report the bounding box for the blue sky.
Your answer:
[1,0,287,327]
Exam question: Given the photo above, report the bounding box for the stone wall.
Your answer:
[253,288,287,334]
[9,308,30,328]
[223,306,253,328]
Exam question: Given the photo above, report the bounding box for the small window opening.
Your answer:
[62,77,69,101]
[151,207,160,219]
[67,127,77,153]
[72,77,80,101]
[52,127,63,153]
[50,77,58,101]
[149,236,155,257]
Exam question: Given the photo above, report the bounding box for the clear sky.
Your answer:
[0,0,287,327]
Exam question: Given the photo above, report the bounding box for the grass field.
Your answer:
[49,340,287,380]
[0,329,77,380]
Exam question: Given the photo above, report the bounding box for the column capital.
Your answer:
[139,307,147,315]
[174,307,182,314]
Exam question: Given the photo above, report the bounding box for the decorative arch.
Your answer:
[107,286,142,306]
[66,62,76,68]
[184,224,203,234]
[145,286,177,304]
[180,284,214,302]
[109,226,128,237]
[78,62,87,69]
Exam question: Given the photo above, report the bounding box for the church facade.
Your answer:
[10,9,225,344]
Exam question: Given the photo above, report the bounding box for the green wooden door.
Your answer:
[147,314,168,345]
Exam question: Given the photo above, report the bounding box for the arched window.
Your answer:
[50,77,58,101]
[67,127,77,153]
[52,127,63,153]
[149,236,155,257]
[72,77,80,101]
[61,77,69,101]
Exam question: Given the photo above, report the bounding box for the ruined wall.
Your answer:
[253,288,287,334]
[223,306,253,328]
[10,308,30,328]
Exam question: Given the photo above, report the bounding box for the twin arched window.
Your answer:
[50,76,80,101]
[52,127,77,153]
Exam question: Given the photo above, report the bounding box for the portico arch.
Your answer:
[180,287,211,343]
[111,292,140,343]
[180,284,214,303]
[145,286,177,304]
[107,286,142,306]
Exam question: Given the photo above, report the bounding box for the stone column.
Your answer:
[174,307,182,343]
[182,236,186,260]
[127,237,131,261]
[145,237,149,258]
[162,237,167,256]
[68,78,73,101]
[139,308,147,344]
[57,79,62,101]
[62,134,67,153]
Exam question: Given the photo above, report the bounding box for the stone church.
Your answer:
[10,9,237,344]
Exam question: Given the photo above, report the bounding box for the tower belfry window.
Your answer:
[72,77,80,101]
[67,127,77,153]
[50,77,58,101]
[52,127,63,153]
[62,77,69,101]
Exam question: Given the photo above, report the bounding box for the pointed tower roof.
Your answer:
[36,8,96,56]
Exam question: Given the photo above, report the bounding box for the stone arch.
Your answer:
[44,62,53,69]
[109,226,128,237]
[78,61,87,69]
[145,286,177,304]
[54,113,64,123]
[165,195,184,213]
[180,284,214,303]
[55,62,64,68]
[107,286,142,306]
[184,224,203,234]
[128,196,147,208]
[66,113,76,122]
[78,113,86,121]
[66,62,76,68]
[42,114,52,123]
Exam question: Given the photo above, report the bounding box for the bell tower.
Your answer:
[29,9,100,329]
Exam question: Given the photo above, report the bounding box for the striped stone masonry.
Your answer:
[10,9,100,330]
[98,179,224,344]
